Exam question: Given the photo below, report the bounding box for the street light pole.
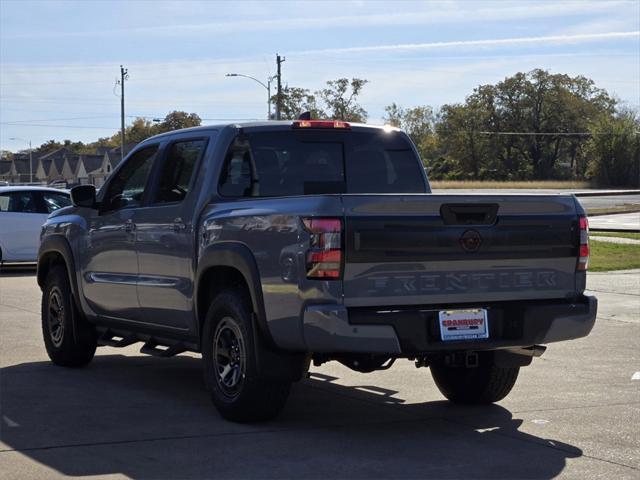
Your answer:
[226,73,277,120]
[9,137,33,184]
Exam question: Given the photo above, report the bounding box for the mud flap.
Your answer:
[251,314,307,382]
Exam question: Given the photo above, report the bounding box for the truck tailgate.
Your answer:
[342,194,580,307]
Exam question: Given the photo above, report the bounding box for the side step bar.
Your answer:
[140,341,187,358]
[96,328,188,358]
[98,331,138,348]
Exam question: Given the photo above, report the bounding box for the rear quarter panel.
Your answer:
[199,195,344,350]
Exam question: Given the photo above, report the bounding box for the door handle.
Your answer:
[124,219,136,233]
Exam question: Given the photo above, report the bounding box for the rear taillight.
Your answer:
[577,215,589,271]
[302,217,342,279]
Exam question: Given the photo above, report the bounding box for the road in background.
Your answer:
[590,212,640,231]
[0,271,638,479]
[578,195,640,213]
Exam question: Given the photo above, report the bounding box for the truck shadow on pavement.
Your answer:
[0,354,582,479]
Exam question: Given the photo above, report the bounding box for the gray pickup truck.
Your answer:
[37,120,597,422]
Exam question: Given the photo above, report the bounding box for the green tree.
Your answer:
[35,140,64,154]
[274,78,369,121]
[62,140,86,152]
[384,103,439,167]
[587,110,640,187]
[156,111,202,133]
[115,117,158,145]
[436,69,616,180]
[317,78,368,122]
[272,86,325,120]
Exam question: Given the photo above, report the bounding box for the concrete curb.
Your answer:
[591,228,640,234]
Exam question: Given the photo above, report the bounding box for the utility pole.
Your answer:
[28,140,32,184]
[119,65,128,159]
[276,54,285,120]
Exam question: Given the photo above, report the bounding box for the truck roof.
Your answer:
[143,121,396,143]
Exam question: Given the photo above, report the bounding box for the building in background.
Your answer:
[0,145,133,187]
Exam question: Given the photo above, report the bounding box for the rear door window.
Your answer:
[0,191,39,213]
[153,139,206,204]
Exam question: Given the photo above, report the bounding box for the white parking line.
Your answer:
[531,419,550,425]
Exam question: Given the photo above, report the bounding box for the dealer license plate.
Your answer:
[438,309,489,341]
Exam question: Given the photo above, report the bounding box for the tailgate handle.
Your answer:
[440,203,499,225]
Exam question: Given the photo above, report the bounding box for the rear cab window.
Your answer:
[218,127,426,197]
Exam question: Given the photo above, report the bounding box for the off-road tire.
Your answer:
[202,289,291,422]
[430,352,519,404]
[42,265,97,367]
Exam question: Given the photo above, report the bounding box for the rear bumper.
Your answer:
[301,295,597,354]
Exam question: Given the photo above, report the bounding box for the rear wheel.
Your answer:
[429,352,519,404]
[202,290,291,422]
[42,265,97,367]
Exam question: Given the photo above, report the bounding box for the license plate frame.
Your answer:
[438,308,489,342]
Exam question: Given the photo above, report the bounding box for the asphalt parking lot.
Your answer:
[1,269,638,479]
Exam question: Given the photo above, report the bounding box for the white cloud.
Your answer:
[2,1,631,39]
[296,31,640,56]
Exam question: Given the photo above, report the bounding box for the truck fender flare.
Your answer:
[195,242,273,346]
[37,235,81,304]
[37,235,85,343]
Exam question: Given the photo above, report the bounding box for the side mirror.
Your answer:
[70,185,97,208]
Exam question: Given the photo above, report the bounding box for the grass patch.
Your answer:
[591,232,640,240]
[588,241,640,271]
[430,180,591,190]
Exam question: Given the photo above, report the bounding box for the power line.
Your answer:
[0,96,269,106]
[475,131,593,136]
[2,115,116,123]
[0,122,118,129]
[0,114,264,125]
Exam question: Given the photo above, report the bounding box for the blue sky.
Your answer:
[1,0,639,150]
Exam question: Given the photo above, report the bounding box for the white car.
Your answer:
[0,186,71,264]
